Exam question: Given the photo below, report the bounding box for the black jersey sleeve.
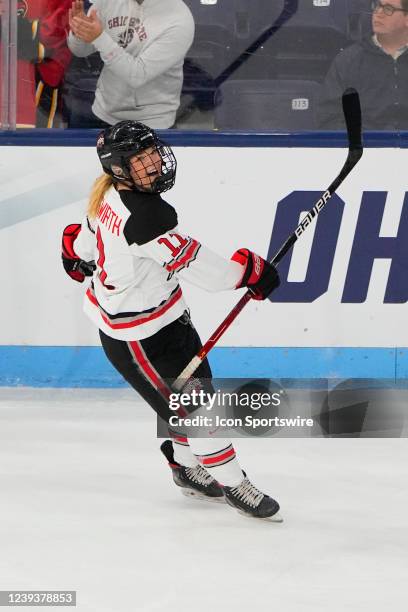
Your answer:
[120,191,178,246]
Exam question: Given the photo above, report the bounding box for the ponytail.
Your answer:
[87,174,114,219]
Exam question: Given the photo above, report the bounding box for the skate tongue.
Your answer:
[185,465,214,487]
[233,478,264,508]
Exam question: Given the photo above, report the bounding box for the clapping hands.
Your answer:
[69,0,103,43]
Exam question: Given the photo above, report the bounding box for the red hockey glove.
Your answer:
[232,248,280,300]
[62,224,96,283]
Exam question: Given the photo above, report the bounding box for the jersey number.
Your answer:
[158,233,188,258]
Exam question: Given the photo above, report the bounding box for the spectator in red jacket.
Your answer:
[0,0,72,127]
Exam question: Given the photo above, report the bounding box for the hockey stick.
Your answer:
[173,89,363,391]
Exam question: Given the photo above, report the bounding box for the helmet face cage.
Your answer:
[125,136,177,194]
[97,122,177,194]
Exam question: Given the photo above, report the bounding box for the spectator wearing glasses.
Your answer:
[319,0,408,130]
[66,0,194,129]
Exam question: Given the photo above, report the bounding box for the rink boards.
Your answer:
[1,139,408,384]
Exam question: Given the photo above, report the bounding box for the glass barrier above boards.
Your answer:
[1,0,407,133]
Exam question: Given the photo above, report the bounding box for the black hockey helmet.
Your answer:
[96,120,177,193]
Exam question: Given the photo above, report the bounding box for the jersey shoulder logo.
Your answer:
[17,0,28,17]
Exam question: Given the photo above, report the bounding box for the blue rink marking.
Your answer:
[0,346,403,387]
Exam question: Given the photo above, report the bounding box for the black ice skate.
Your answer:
[222,476,283,521]
[160,440,224,502]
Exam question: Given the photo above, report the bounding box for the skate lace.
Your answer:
[185,465,214,487]
[230,478,264,508]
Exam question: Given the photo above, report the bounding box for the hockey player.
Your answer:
[61,120,282,521]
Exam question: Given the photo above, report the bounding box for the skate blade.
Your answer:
[236,508,284,523]
[181,488,226,503]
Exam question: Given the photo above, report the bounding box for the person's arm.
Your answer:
[34,0,72,126]
[37,0,72,85]
[14,11,43,62]
[74,215,96,261]
[124,198,279,298]
[140,228,244,292]
[92,18,194,88]
[67,0,97,57]
[123,196,239,291]
[71,3,194,88]
[68,30,96,57]
[138,229,279,299]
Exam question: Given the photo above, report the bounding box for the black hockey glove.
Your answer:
[232,248,280,300]
[62,224,96,283]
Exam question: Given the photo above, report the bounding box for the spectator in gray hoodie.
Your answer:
[67,0,194,128]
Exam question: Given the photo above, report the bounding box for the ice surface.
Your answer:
[0,388,407,612]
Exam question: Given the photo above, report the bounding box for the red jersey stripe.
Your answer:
[86,286,183,329]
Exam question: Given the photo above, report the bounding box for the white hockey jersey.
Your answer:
[73,185,243,340]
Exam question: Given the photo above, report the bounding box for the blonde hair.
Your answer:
[87,174,114,219]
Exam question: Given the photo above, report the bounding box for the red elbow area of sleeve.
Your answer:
[231,248,249,267]
[231,248,265,288]
[62,223,81,259]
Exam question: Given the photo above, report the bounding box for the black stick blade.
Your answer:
[342,88,363,151]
